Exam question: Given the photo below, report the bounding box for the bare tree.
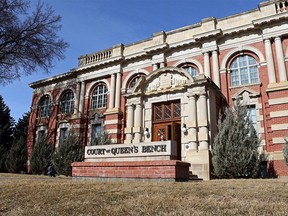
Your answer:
[0,0,68,85]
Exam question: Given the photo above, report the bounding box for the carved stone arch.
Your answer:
[122,69,149,92]
[220,45,266,71]
[56,88,76,104]
[132,66,194,94]
[173,58,204,74]
[85,79,111,97]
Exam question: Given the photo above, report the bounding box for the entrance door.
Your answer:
[153,124,171,141]
[173,122,181,160]
[152,100,181,160]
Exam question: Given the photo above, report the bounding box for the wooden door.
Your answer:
[153,124,170,141]
[173,122,181,160]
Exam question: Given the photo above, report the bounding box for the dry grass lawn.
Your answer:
[0,173,288,216]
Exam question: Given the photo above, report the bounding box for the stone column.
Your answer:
[115,72,122,108]
[74,82,81,114]
[133,103,142,143]
[264,39,276,83]
[109,73,116,109]
[274,36,287,82]
[124,104,134,144]
[188,94,198,151]
[198,92,209,150]
[79,81,85,114]
[203,52,211,77]
[212,50,220,88]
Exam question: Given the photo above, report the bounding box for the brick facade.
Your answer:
[28,0,288,179]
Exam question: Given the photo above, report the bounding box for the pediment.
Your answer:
[232,87,260,99]
[132,67,194,95]
[232,87,260,105]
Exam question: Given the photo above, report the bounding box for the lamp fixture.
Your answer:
[181,124,187,133]
[144,128,149,137]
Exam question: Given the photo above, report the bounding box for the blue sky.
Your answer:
[0,0,264,121]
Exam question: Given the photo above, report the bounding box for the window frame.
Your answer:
[60,90,74,114]
[182,65,199,77]
[39,95,51,118]
[59,127,68,146]
[91,84,108,109]
[230,55,259,87]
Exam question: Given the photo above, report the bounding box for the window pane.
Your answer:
[247,106,257,132]
[240,68,249,85]
[164,104,172,119]
[183,66,198,77]
[60,90,74,114]
[91,84,107,109]
[39,96,51,117]
[230,55,259,86]
[231,69,239,86]
[129,77,140,89]
[174,103,181,118]
[155,105,162,120]
[60,128,68,145]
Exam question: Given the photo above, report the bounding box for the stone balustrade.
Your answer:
[78,49,112,66]
[275,1,288,13]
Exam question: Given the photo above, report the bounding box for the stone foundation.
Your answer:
[72,160,190,181]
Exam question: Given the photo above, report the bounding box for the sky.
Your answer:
[0,0,265,121]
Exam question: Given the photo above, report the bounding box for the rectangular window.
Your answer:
[247,105,257,132]
[37,130,45,142]
[91,124,103,145]
[59,128,68,145]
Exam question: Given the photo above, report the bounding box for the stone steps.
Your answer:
[188,171,203,181]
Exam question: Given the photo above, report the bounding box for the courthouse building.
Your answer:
[28,0,288,180]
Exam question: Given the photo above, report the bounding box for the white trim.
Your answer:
[271,124,288,131]
[122,69,149,92]
[173,58,204,74]
[220,45,265,71]
[55,88,76,104]
[272,137,287,144]
[104,119,121,125]
[85,79,110,97]
[269,97,288,105]
[270,110,288,118]
[35,92,53,107]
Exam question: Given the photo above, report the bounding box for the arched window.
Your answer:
[128,74,145,89]
[60,90,74,114]
[230,55,259,87]
[182,65,198,77]
[39,95,51,117]
[91,84,108,109]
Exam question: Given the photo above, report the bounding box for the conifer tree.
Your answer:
[212,100,260,178]
[6,112,30,173]
[52,130,83,176]
[30,135,53,174]
[0,95,14,171]
[6,136,27,173]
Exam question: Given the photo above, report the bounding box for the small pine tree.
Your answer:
[6,136,27,173]
[284,139,288,166]
[52,131,83,176]
[212,100,260,178]
[30,135,53,175]
[6,112,30,173]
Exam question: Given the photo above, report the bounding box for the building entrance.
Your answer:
[152,100,181,160]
